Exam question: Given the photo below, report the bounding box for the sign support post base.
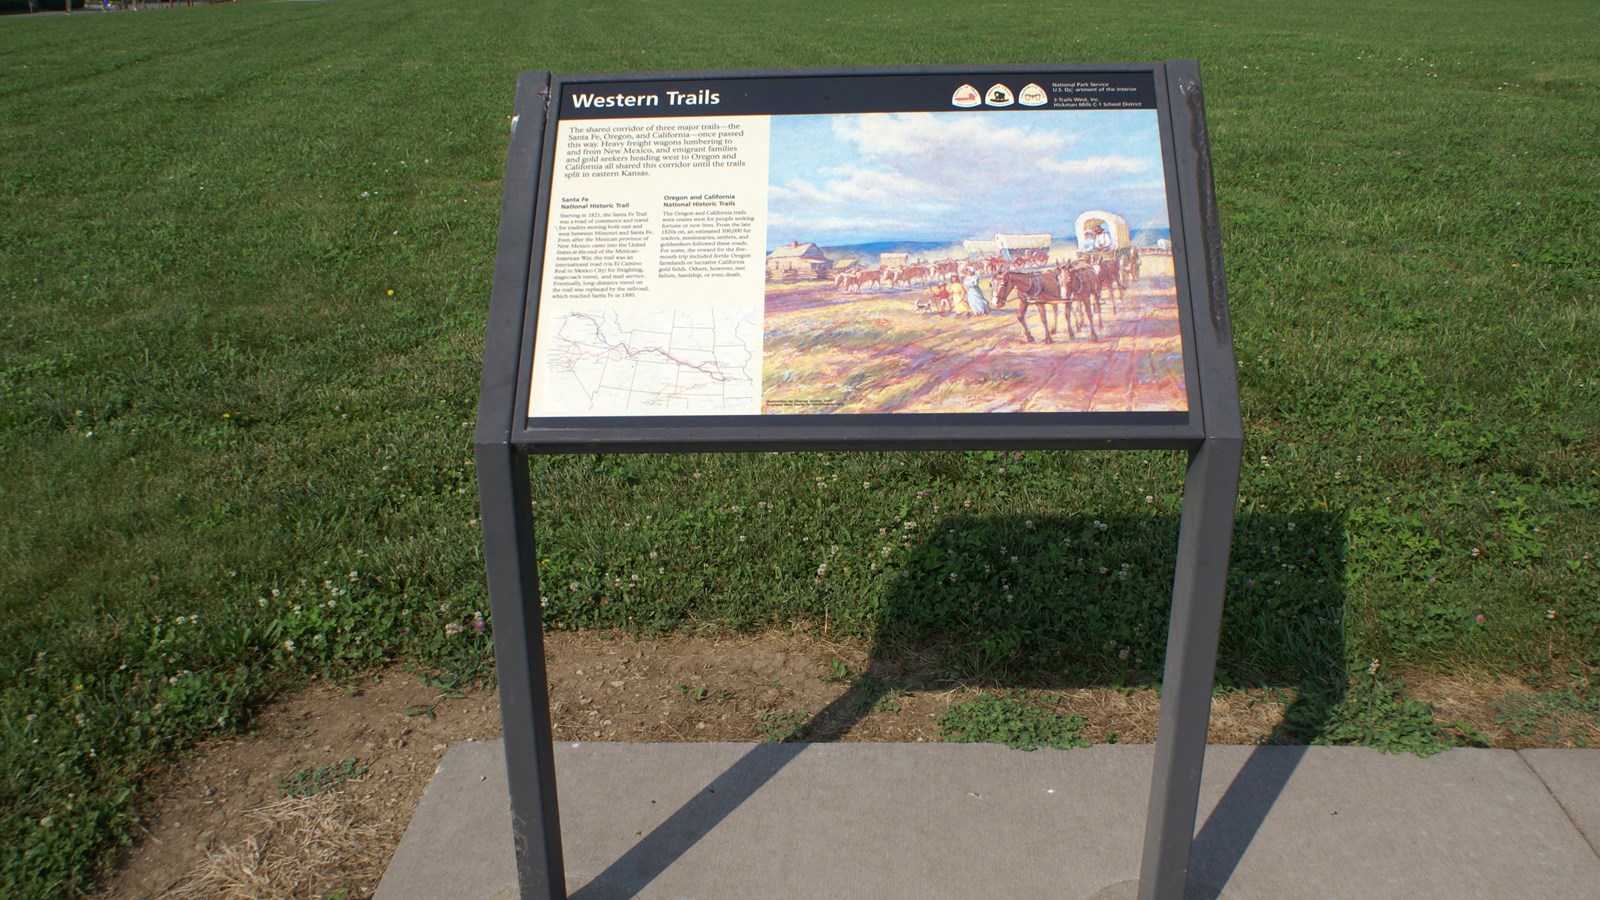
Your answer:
[478,440,567,900]
[1138,437,1243,900]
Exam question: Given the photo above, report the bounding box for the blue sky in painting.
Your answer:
[765,109,1170,248]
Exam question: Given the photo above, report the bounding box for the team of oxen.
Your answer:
[834,250,1142,345]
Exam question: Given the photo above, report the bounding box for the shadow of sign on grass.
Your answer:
[570,510,1348,898]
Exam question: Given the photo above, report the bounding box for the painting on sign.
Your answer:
[761,110,1185,415]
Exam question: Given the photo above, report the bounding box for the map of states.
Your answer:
[537,309,760,415]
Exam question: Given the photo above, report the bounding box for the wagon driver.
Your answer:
[1090,223,1115,254]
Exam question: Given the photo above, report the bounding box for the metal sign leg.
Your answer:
[477,440,567,900]
[1138,437,1243,900]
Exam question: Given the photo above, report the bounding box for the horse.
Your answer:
[1059,262,1103,334]
[991,267,1098,344]
[1096,258,1123,309]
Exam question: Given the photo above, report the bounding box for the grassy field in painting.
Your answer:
[762,263,1186,413]
[1,0,1597,893]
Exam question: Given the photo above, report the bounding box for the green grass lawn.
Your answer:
[2,0,1597,894]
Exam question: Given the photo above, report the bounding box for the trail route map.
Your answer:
[538,309,760,414]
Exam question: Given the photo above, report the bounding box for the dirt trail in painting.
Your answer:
[763,264,1187,414]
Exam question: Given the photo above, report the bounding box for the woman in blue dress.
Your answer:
[962,267,991,315]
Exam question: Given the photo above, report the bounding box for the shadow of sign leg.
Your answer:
[1139,437,1242,900]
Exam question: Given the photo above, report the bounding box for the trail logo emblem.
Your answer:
[951,84,981,107]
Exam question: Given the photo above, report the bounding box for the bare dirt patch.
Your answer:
[99,665,500,899]
[100,630,1566,898]
[1402,669,1599,750]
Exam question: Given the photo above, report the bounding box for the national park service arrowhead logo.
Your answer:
[1018,83,1048,107]
[985,84,1015,107]
[952,84,981,108]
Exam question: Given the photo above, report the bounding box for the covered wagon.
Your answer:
[962,239,1001,261]
[995,232,1053,268]
[1075,211,1130,260]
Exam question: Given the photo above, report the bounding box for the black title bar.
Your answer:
[558,71,1158,119]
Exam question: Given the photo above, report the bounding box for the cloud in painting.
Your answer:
[766,110,1167,247]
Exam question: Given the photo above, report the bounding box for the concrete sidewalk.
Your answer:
[378,740,1600,899]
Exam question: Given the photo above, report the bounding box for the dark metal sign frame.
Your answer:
[477,61,1240,900]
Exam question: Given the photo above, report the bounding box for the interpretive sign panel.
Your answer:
[509,65,1217,451]
[481,62,1240,900]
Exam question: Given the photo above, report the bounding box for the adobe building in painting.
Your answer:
[765,241,831,281]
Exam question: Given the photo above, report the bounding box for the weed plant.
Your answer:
[1,0,1597,894]
[1493,682,1599,747]
[277,757,366,799]
[1279,664,1487,756]
[757,709,809,743]
[938,693,1091,751]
